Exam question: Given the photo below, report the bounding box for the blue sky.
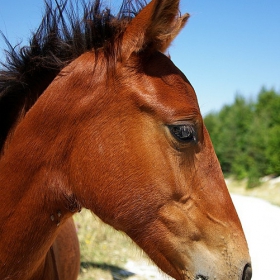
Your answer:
[0,0,279,115]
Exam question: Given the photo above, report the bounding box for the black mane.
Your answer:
[0,0,145,153]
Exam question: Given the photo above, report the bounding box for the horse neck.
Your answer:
[0,118,74,279]
[0,164,68,278]
[0,53,105,277]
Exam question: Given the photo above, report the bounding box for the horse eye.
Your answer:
[168,124,196,143]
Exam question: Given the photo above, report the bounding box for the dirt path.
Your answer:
[232,194,280,280]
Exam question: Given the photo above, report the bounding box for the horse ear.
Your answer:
[121,0,189,60]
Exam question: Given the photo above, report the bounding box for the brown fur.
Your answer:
[0,0,251,279]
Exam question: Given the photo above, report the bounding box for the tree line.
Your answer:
[204,87,280,188]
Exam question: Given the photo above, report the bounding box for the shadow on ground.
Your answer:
[80,262,135,280]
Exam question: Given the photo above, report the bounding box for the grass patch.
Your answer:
[74,210,149,280]
[226,177,280,206]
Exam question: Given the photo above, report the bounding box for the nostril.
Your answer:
[242,263,252,280]
[195,275,209,280]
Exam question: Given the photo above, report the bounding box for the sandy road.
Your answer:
[232,194,280,280]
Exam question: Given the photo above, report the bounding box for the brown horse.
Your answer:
[0,0,251,279]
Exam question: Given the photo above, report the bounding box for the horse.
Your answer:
[0,0,252,279]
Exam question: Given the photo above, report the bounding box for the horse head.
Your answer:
[0,0,251,279]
